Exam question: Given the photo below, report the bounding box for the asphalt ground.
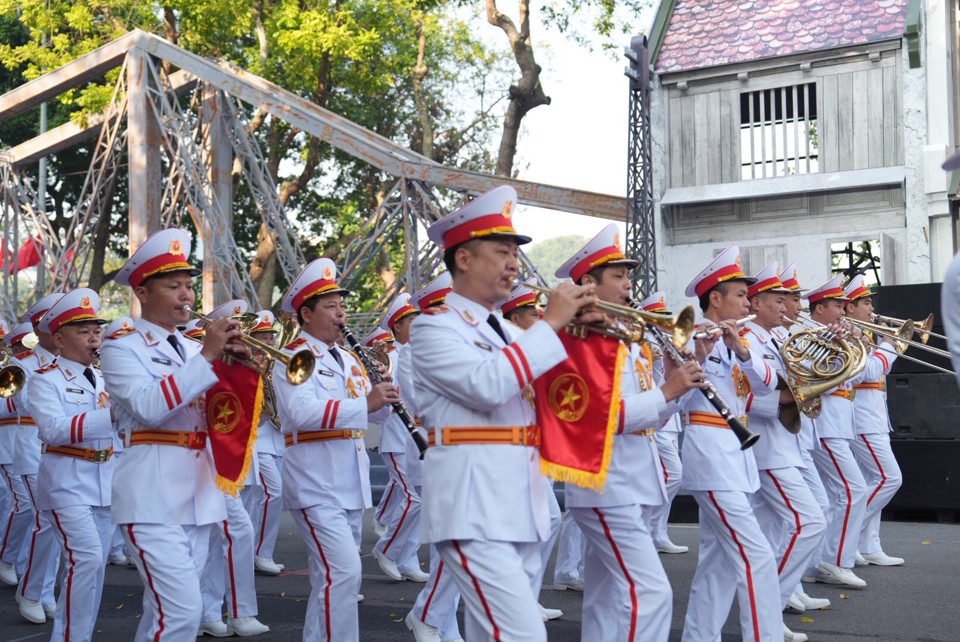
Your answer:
[1,513,958,641]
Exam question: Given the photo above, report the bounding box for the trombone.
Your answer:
[873,313,941,344]
[183,307,315,385]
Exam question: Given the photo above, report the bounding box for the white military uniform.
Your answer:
[645,364,685,550]
[0,360,31,578]
[244,409,285,561]
[851,334,901,557]
[680,327,782,642]
[101,318,227,641]
[30,355,115,642]
[274,330,388,642]
[743,321,826,609]
[374,341,425,576]
[410,292,566,642]
[13,344,62,608]
[566,337,675,642]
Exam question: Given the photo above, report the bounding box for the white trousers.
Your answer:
[646,431,683,545]
[47,504,113,642]
[571,504,672,642]
[0,463,32,570]
[374,478,399,527]
[535,488,562,591]
[436,538,545,642]
[753,467,827,608]
[682,490,782,642]
[553,510,585,583]
[18,474,59,604]
[123,522,213,642]
[201,493,260,621]
[798,448,829,576]
[851,433,902,555]
[292,505,362,642]
[374,451,422,574]
[411,543,463,641]
[242,452,284,560]
[812,437,867,568]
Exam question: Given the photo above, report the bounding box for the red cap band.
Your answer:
[442,213,520,249]
[501,292,537,316]
[808,287,846,304]
[694,264,749,298]
[387,304,417,329]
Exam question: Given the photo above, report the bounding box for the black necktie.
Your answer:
[166,334,184,360]
[487,314,510,344]
[330,346,344,369]
[83,367,96,389]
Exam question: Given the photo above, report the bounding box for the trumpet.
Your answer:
[690,315,757,341]
[183,307,315,385]
[0,364,25,398]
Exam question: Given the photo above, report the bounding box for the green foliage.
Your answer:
[540,0,653,52]
[524,234,588,286]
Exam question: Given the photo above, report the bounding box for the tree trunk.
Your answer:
[249,223,278,309]
[411,22,433,159]
[485,0,551,177]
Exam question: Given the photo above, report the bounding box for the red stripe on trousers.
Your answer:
[659,454,669,484]
[820,438,853,566]
[419,559,444,621]
[50,509,74,642]
[766,470,802,575]
[0,466,20,558]
[377,482,396,523]
[127,525,166,642]
[452,540,501,642]
[256,472,271,556]
[707,491,761,642]
[381,454,412,555]
[300,510,332,640]
[18,476,41,598]
[859,435,887,507]
[593,508,639,641]
[223,520,239,617]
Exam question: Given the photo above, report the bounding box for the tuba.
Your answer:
[778,318,866,419]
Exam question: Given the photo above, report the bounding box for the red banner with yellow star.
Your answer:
[533,331,625,490]
[206,360,264,497]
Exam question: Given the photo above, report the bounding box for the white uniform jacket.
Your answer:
[409,292,567,544]
[680,325,778,492]
[0,377,18,465]
[274,331,389,512]
[100,318,226,526]
[393,342,425,487]
[254,409,285,457]
[12,346,57,476]
[852,335,897,435]
[742,322,805,471]
[813,342,895,441]
[29,357,114,511]
[380,343,416,454]
[566,340,674,508]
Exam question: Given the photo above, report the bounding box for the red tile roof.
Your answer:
[654,0,909,74]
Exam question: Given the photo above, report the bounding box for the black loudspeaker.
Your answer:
[886,440,960,521]
[887,373,960,440]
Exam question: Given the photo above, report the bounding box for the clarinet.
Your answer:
[645,324,760,450]
[339,325,429,458]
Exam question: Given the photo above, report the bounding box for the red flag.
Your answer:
[7,237,43,273]
[533,331,626,490]
[206,360,263,497]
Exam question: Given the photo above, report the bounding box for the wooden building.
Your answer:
[646,0,959,301]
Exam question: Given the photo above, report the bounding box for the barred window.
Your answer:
[740,83,819,180]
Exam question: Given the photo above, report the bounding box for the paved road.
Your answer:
[1,515,957,641]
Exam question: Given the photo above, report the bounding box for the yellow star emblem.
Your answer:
[559,384,582,410]
[216,402,236,424]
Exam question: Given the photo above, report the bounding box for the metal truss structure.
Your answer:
[0,29,625,322]
[624,36,657,297]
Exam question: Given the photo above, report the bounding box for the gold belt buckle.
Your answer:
[92,448,112,463]
[349,429,364,439]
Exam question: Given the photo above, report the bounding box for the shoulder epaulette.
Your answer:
[14,350,34,360]
[35,363,59,374]
[285,337,308,350]
[420,305,448,316]
[105,327,137,340]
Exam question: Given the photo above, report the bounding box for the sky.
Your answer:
[500,6,657,248]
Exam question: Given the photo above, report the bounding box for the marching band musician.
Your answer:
[777,263,833,613]
[10,297,65,624]
[197,299,270,638]
[371,293,430,584]
[843,275,904,567]
[244,310,288,576]
[409,185,598,642]
[636,291,689,556]
[101,228,244,642]
[499,279,564,624]
[557,225,705,642]
[272,257,398,642]
[404,274,465,642]
[28,288,113,641]
[0,315,26,589]
[742,262,826,642]
[679,246,783,642]
[801,274,896,590]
